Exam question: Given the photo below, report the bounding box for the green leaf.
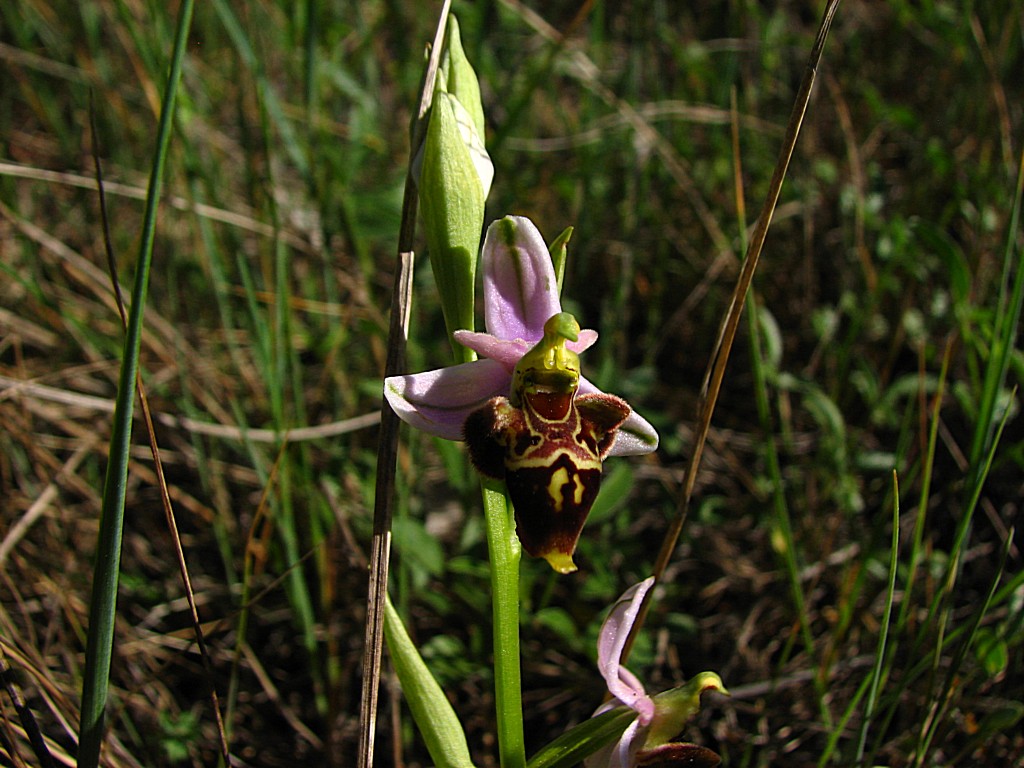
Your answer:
[972,627,1008,676]
[532,607,580,648]
[527,706,637,768]
[384,598,476,768]
[548,226,573,296]
[588,463,634,525]
[912,218,970,307]
[971,701,1024,740]
[756,305,783,374]
[392,516,445,579]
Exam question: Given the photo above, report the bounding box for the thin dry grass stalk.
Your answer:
[622,0,844,662]
[356,3,452,766]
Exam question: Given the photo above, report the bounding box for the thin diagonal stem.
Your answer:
[621,0,843,664]
[357,5,451,766]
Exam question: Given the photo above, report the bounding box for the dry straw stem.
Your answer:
[356,3,452,766]
[0,161,316,255]
[0,646,57,768]
[622,0,844,662]
[0,375,380,443]
[0,436,97,570]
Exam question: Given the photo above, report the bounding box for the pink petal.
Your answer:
[578,377,660,456]
[612,718,646,768]
[569,329,599,354]
[454,328,599,370]
[584,713,648,768]
[483,216,562,343]
[453,330,528,371]
[598,577,657,725]
[384,359,510,440]
[616,668,647,700]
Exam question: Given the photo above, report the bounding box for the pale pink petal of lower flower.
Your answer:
[585,716,648,768]
[597,578,657,725]
[613,718,646,768]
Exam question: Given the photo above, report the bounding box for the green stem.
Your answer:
[481,478,525,768]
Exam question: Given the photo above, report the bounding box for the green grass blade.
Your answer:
[855,471,900,765]
[817,672,871,766]
[908,395,1014,766]
[77,2,195,766]
[967,148,1024,476]
[896,345,951,635]
[746,296,829,721]
[211,0,310,180]
[912,529,1012,767]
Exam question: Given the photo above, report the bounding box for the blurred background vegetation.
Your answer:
[1,1,1021,766]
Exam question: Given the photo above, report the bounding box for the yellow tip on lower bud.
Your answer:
[542,550,578,574]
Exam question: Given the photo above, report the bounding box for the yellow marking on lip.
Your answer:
[542,550,577,574]
[571,472,585,506]
[511,447,602,472]
[547,467,569,513]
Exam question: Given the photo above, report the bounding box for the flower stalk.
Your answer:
[481,478,526,768]
[378,12,700,767]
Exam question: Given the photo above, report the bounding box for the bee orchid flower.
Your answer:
[384,215,659,572]
[587,577,725,768]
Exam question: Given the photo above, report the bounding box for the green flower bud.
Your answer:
[644,672,726,751]
[441,15,485,146]
[418,14,493,362]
